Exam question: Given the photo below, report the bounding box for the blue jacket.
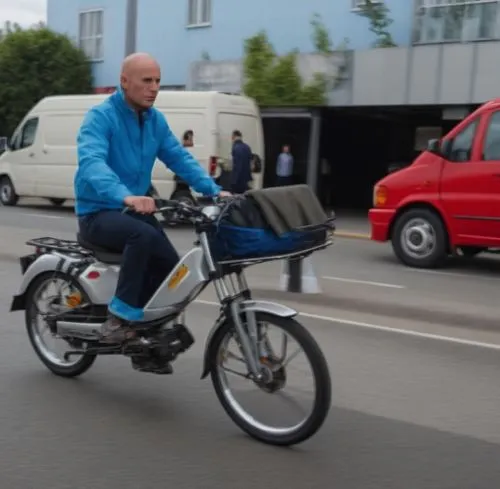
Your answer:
[231,139,252,194]
[74,89,221,216]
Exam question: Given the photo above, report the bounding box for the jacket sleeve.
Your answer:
[76,108,133,206]
[156,114,221,196]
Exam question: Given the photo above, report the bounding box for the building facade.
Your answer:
[46,0,500,107]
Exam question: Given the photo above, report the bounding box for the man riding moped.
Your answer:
[75,52,230,344]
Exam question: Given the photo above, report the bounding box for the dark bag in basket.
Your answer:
[210,186,335,261]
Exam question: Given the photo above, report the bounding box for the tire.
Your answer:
[172,189,195,205]
[459,246,484,258]
[209,312,332,446]
[24,271,97,377]
[49,198,65,206]
[391,208,448,269]
[166,189,196,226]
[0,176,18,206]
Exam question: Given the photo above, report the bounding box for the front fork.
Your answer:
[228,300,264,380]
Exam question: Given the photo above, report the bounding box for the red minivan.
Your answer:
[369,98,500,268]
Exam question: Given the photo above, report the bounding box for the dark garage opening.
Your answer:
[262,115,311,188]
[261,106,470,211]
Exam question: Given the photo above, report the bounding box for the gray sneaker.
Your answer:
[100,314,136,343]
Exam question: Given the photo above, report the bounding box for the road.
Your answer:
[0,203,499,487]
[0,255,499,488]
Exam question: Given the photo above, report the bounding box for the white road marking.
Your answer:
[404,267,499,282]
[321,275,405,289]
[19,213,63,220]
[194,299,500,351]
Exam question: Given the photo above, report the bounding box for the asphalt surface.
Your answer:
[1,202,500,487]
[0,255,499,488]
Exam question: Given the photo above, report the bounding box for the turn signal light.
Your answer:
[374,185,388,206]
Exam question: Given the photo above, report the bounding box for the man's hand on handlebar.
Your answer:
[218,191,232,198]
[124,196,157,214]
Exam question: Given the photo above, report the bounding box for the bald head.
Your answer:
[121,52,160,76]
[120,52,161,111]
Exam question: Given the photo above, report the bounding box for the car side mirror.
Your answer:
[427,139,441,155]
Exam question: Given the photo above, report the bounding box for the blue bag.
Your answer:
[209,195,332,261]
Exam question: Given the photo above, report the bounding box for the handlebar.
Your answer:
[122,195,234,224]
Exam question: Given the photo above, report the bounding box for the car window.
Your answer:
[447,119,478,163]
[482,111,500,161]
[18,117,39,150]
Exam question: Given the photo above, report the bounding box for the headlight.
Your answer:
[373,185,388,207]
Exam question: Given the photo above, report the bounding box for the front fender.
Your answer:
[10,253,89,312]
[200,300,297,379]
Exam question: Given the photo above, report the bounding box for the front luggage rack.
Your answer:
[26,237,93,257]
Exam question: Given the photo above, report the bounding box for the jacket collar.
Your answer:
[111,87,153,121]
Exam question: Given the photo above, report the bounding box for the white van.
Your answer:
[0,90,264,207]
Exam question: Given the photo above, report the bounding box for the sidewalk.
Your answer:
[333,210,370,240]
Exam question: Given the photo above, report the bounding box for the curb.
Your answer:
[334,230,371,240]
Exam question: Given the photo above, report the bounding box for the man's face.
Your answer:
[283,145,290,153]
[121,61,161,110]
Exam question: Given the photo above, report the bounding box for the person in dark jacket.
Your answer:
[230,130,252,194]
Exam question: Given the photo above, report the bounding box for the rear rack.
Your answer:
[26,237,93,257]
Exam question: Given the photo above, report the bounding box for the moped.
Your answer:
[10,197,333,446]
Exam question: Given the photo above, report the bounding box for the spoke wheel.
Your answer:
[25,272,96,377]
[209,312,331,446]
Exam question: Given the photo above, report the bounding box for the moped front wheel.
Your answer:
[209,312,331,446]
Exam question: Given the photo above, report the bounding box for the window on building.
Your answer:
[482,111,500,160]
[350,0,382,9]
[187,0,212,26]
[413,0,499,44]
[79,9,104,61]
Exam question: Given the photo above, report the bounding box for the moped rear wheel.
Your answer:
[209,312,331,446]
[25,271,96,377]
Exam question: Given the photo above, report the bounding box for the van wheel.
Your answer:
[391,208,447,269]
[49,198,65,207]
[0,176,18,206]
[165,190,195,226]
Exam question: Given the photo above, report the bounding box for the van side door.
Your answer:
[440,112,500,244]
[6,116,40,196]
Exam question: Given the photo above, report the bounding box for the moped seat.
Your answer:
[76,233,123,265]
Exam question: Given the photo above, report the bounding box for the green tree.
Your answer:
[356,0,397,48]
[310,13,333,53]
[0,26,93,136]
[242,30,328,106]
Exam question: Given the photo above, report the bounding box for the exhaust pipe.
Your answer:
[56,321,103,340]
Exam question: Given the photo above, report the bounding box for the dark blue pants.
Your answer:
[276,175,292,187]
[78,210,180,321]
